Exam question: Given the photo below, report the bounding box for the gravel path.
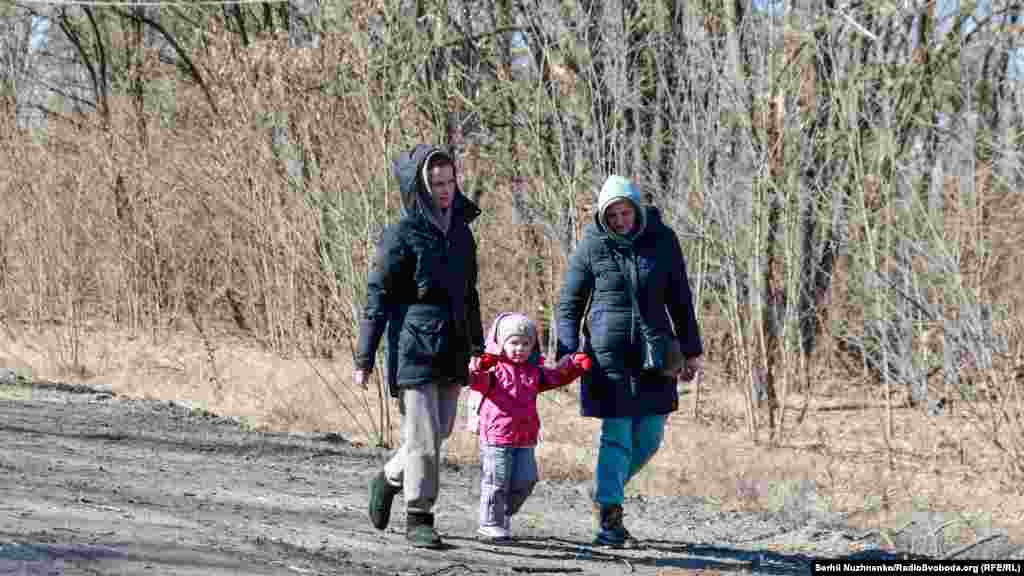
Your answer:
[0,379,974,575]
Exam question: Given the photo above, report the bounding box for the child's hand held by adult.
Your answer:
[471,353,499,373]
[571,352,593,372]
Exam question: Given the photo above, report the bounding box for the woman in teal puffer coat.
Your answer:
[556,175,704,547]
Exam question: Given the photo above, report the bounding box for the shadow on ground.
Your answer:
[446,534,829,575]
[0,534,367,576]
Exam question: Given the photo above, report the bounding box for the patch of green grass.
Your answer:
[0,379,33,401]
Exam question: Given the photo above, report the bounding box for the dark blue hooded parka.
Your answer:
[556,179,703,418]
[354,145,484,397]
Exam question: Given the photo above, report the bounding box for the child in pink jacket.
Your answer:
[468,312,591,542]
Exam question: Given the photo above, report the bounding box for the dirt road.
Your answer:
[1,379,917,575]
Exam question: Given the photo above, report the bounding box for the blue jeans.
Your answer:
[594,414,668,506]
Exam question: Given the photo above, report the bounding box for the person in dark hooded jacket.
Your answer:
[354,145,484,549]
[556,175,703,548]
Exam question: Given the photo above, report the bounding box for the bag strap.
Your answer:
[604,247,643,395]
[579,289,594,351]
[613,246,675,339]
[611,246,678,391]
[611,248,641,346]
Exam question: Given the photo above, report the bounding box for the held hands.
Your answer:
[472,352,592,374]
[557,352,592,377]
[571,352,593,372]
[677,356,702,383]
[470,353,500,373]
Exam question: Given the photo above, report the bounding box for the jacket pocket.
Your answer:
[399,316,448,364]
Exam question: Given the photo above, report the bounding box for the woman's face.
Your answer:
[428,163,456,210]
[604,199,636,236]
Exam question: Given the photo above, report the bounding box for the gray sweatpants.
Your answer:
[383,379,462,514]
[478,445,538,529]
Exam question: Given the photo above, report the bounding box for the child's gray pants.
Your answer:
[478,444,538,528]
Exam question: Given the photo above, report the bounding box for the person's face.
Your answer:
[428,163,456,211]
[502,335,534,363]
[604,199,636,235]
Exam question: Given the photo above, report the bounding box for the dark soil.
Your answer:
[0,379,988,575]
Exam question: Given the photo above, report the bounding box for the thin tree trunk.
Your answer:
[288,0,319,48]
[580,0,613,177]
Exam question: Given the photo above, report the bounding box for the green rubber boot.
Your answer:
[367,470,400,531]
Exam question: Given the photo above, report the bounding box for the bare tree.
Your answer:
[0,4,46,127]
[289,0,320,48]
[3,0,1023,474]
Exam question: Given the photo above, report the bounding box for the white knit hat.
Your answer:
[496,313,538,349]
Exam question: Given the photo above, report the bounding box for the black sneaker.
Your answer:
[368,470,400,531]
[594,504,638,548]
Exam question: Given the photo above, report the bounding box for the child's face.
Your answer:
[502,335,534,363]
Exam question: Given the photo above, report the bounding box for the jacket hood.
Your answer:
[392,144,480,230]
[594,175,647,242]
[585,204,665,244]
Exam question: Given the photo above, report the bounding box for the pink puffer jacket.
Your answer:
[469,356,583,447]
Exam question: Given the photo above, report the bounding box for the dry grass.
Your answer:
[2,319,1021,549]
[2,14,1023,559]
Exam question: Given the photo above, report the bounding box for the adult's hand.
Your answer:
[678,356,702,383]
[353,369,370,390]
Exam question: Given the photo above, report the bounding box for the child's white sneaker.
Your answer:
[477,525,511,543]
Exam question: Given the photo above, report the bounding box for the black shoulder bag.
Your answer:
[617,251,683,379]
